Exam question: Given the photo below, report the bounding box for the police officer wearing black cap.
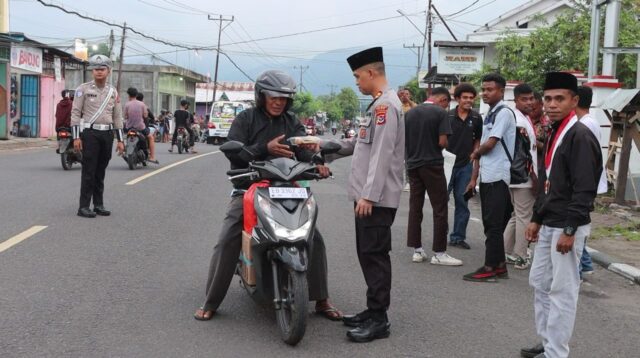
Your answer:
[323,47,405,342]
[71,54,124,218]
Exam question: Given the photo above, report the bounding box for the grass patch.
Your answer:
[592,221,640,241]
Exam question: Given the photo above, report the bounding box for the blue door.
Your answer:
[20,75,39,137]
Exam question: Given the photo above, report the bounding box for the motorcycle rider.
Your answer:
[55,89,74,153]
[169,100,197,153]
[194,70,342,321]
[124,87,158,163]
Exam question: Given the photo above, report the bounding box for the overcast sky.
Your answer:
[9,0,529,88]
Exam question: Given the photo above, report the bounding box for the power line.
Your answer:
[447,0,499,20]
[444,0,480,17]
[135,0,202,15]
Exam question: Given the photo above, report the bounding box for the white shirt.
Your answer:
[579,113,607,194]
[510,108,538,189]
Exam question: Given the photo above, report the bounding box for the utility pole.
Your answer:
[293,65,309,93]
[426,0,433,73]
[208,14,234,104]
[403,43,423,80]
[115,23,126,94]
[327,84,338,95]
[108,29,115,60]
[431,4,457,41]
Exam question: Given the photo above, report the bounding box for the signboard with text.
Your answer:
[10,46,43,74]
[437,47,484,75]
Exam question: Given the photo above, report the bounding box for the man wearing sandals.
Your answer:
[194,70,341,322]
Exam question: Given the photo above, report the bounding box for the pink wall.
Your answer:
[39,76,65,138]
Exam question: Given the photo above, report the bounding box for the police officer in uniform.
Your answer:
[71,55,124,218]
[324,47,405,342]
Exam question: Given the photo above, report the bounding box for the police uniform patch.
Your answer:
[75,90,83,97]
[375,105,388,125]
[359,127,367,138]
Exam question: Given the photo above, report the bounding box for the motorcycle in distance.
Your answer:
[123,129,149,170]
[175,127,191,154]
[219,137,341,346]
[57,127,82,170]
[340,128,356,139]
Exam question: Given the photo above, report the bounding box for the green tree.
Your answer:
[317,94,343,122]
[88,43,111,57]
[291,91,319,118]
[493,0,640,88]
[335,87,360,120]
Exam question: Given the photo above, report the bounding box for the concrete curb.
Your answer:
[586,246,640,284]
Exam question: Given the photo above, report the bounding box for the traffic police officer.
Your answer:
[325,47,405,342]
[71,54,124,218]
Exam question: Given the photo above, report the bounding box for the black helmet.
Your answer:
[255,70,296,109]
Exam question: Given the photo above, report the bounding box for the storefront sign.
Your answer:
[437,47,484,75]
[10,46,43,74]
[54,57,62,82]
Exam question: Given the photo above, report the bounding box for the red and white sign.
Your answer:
[11,46,43,74]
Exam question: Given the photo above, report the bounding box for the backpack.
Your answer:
[486,105,533,185]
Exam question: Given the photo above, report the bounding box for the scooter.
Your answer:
[176,127,191,154]
[219,137,340,346]
[57,127,82,170]
[123,129,149,170]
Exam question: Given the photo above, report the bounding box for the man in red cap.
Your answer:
[521,72,602,358]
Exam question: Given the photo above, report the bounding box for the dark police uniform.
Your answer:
[71,55,124,217]
[327,48,404,338]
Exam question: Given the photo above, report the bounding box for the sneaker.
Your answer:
[403,183,410,192]
[582,269,594,276]
[463,266,497,282]
[495,266,509,279]
[430,253,463,266]
[505,254,518,265]
[514,257,530,270]
[412,251,428,263]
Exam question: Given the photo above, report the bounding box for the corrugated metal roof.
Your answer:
[600,89,640,112]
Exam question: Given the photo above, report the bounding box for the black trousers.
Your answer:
[355,205,397,312]
[171,126,195,146]
[407,165,449,252]
[479,181,513,268]
[201,196,330,312]
[79,129,113,209]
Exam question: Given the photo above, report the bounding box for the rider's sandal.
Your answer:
[194,307,214,321]
[315,305,343,321]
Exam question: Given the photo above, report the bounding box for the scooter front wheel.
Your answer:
[275,267,308,346]
[61,152,72,170]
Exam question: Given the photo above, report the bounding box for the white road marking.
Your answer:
[0,225,48,253]
[125,151,220,185]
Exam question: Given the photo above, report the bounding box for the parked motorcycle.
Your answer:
[57,127,82,170]
[123,129,149,170]
[176,127,191,154]
[341,128,356,139]
[219,137,340,346]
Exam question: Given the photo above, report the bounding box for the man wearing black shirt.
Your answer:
[446,83,482,250]
[521,72,602,358]
[405,87,462,266]
[169,99,196,153]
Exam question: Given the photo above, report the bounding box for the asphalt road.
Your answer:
[1,138,638,358]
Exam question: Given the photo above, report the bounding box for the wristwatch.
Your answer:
[563,226,577,236]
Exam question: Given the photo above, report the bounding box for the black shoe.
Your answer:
[93,206,111,216]
[462,266,498,282]
[343,309,372,327]
[77,207,97,218]
[346,317,391,343]
[457,241,471,249]
[520,343,544,358]
[495,265,509,279]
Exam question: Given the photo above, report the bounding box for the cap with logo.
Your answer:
[88,54,113,70]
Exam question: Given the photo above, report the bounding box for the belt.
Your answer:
[83,123,112,131]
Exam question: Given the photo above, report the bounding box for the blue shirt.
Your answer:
[480,100,516,185]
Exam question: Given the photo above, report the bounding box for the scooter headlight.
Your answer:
[256,195,315,242]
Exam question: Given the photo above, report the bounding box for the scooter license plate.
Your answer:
[268,187,308,199]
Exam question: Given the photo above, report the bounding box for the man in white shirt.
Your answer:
[504,84,538,270]
[575,85,606,278]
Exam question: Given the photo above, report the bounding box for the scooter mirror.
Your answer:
[320,141,341,155]
[220,140,244,154]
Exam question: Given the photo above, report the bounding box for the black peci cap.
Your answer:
[347,47,384,71]
[544,72,578,92]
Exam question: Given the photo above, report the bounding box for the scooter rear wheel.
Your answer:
[275,267,308,346]
[61,152,72,170]
[126,154,136,170]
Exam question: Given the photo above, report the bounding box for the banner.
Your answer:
[437,47,484,75]
[10,46,43,74]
